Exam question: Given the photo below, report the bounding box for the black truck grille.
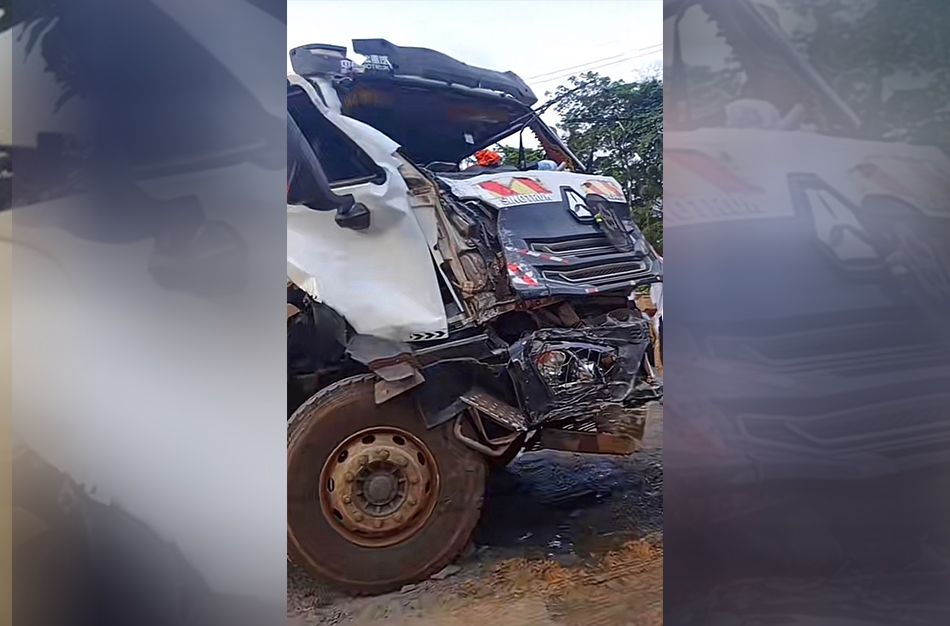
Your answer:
[530,235,618,258]
[543,260,649,286]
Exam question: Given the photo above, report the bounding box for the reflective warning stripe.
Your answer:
[507,263,539,287]
[518,249,570,264]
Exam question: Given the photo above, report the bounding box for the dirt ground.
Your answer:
[288,402,663,626]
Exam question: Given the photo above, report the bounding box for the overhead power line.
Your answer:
[588,36,631,51]
[525,49,637,81]
[529,44,663,88]
[526,43,662,82]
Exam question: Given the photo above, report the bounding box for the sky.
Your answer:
[287,0,663,142]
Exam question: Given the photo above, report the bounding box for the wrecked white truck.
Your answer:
[286,39,662,593]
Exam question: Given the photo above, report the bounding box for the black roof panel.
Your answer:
[352,38,537,107]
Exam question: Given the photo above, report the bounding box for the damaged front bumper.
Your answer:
[508,309,661,439]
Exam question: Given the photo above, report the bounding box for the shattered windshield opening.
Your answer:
[451,115,582,174]
[338,79,532,168]
[338,79,581,173]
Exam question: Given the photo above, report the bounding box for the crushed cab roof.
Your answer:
[291,39,540,166]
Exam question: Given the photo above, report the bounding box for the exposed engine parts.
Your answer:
[510,308,659,426]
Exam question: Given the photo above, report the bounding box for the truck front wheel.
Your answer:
[287,375,486,595]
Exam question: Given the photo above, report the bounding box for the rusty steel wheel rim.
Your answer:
[318,427,440,548]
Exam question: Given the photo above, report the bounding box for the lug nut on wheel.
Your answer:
[358,455,368,466]
[353,512,364,522]
[344,472,354,482]
[342,495,351,504]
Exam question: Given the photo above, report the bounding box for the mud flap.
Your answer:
[374,368,425,404]
[345,334,426,404]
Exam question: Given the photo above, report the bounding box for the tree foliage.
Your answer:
[550,72,663,251]
[774,0,950,146]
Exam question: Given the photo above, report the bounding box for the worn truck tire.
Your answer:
[287,374,487,595]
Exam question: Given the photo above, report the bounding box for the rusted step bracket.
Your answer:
[535,429,641,455]
[459,390,528,432]
[453,390,527,458]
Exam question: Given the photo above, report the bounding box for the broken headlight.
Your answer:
[536,350,568,383]
[534,345,618,389]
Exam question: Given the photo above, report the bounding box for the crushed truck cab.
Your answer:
[286,39,662,594]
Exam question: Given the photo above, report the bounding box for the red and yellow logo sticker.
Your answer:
[582,180,625,200]
[664,148,767,227]
[476,177,553,203]
[665,149,764,197]
[851,155,950,215]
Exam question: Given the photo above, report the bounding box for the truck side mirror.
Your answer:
[287,114,370,231]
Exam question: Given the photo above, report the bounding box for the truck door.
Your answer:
[286,77,447,343]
